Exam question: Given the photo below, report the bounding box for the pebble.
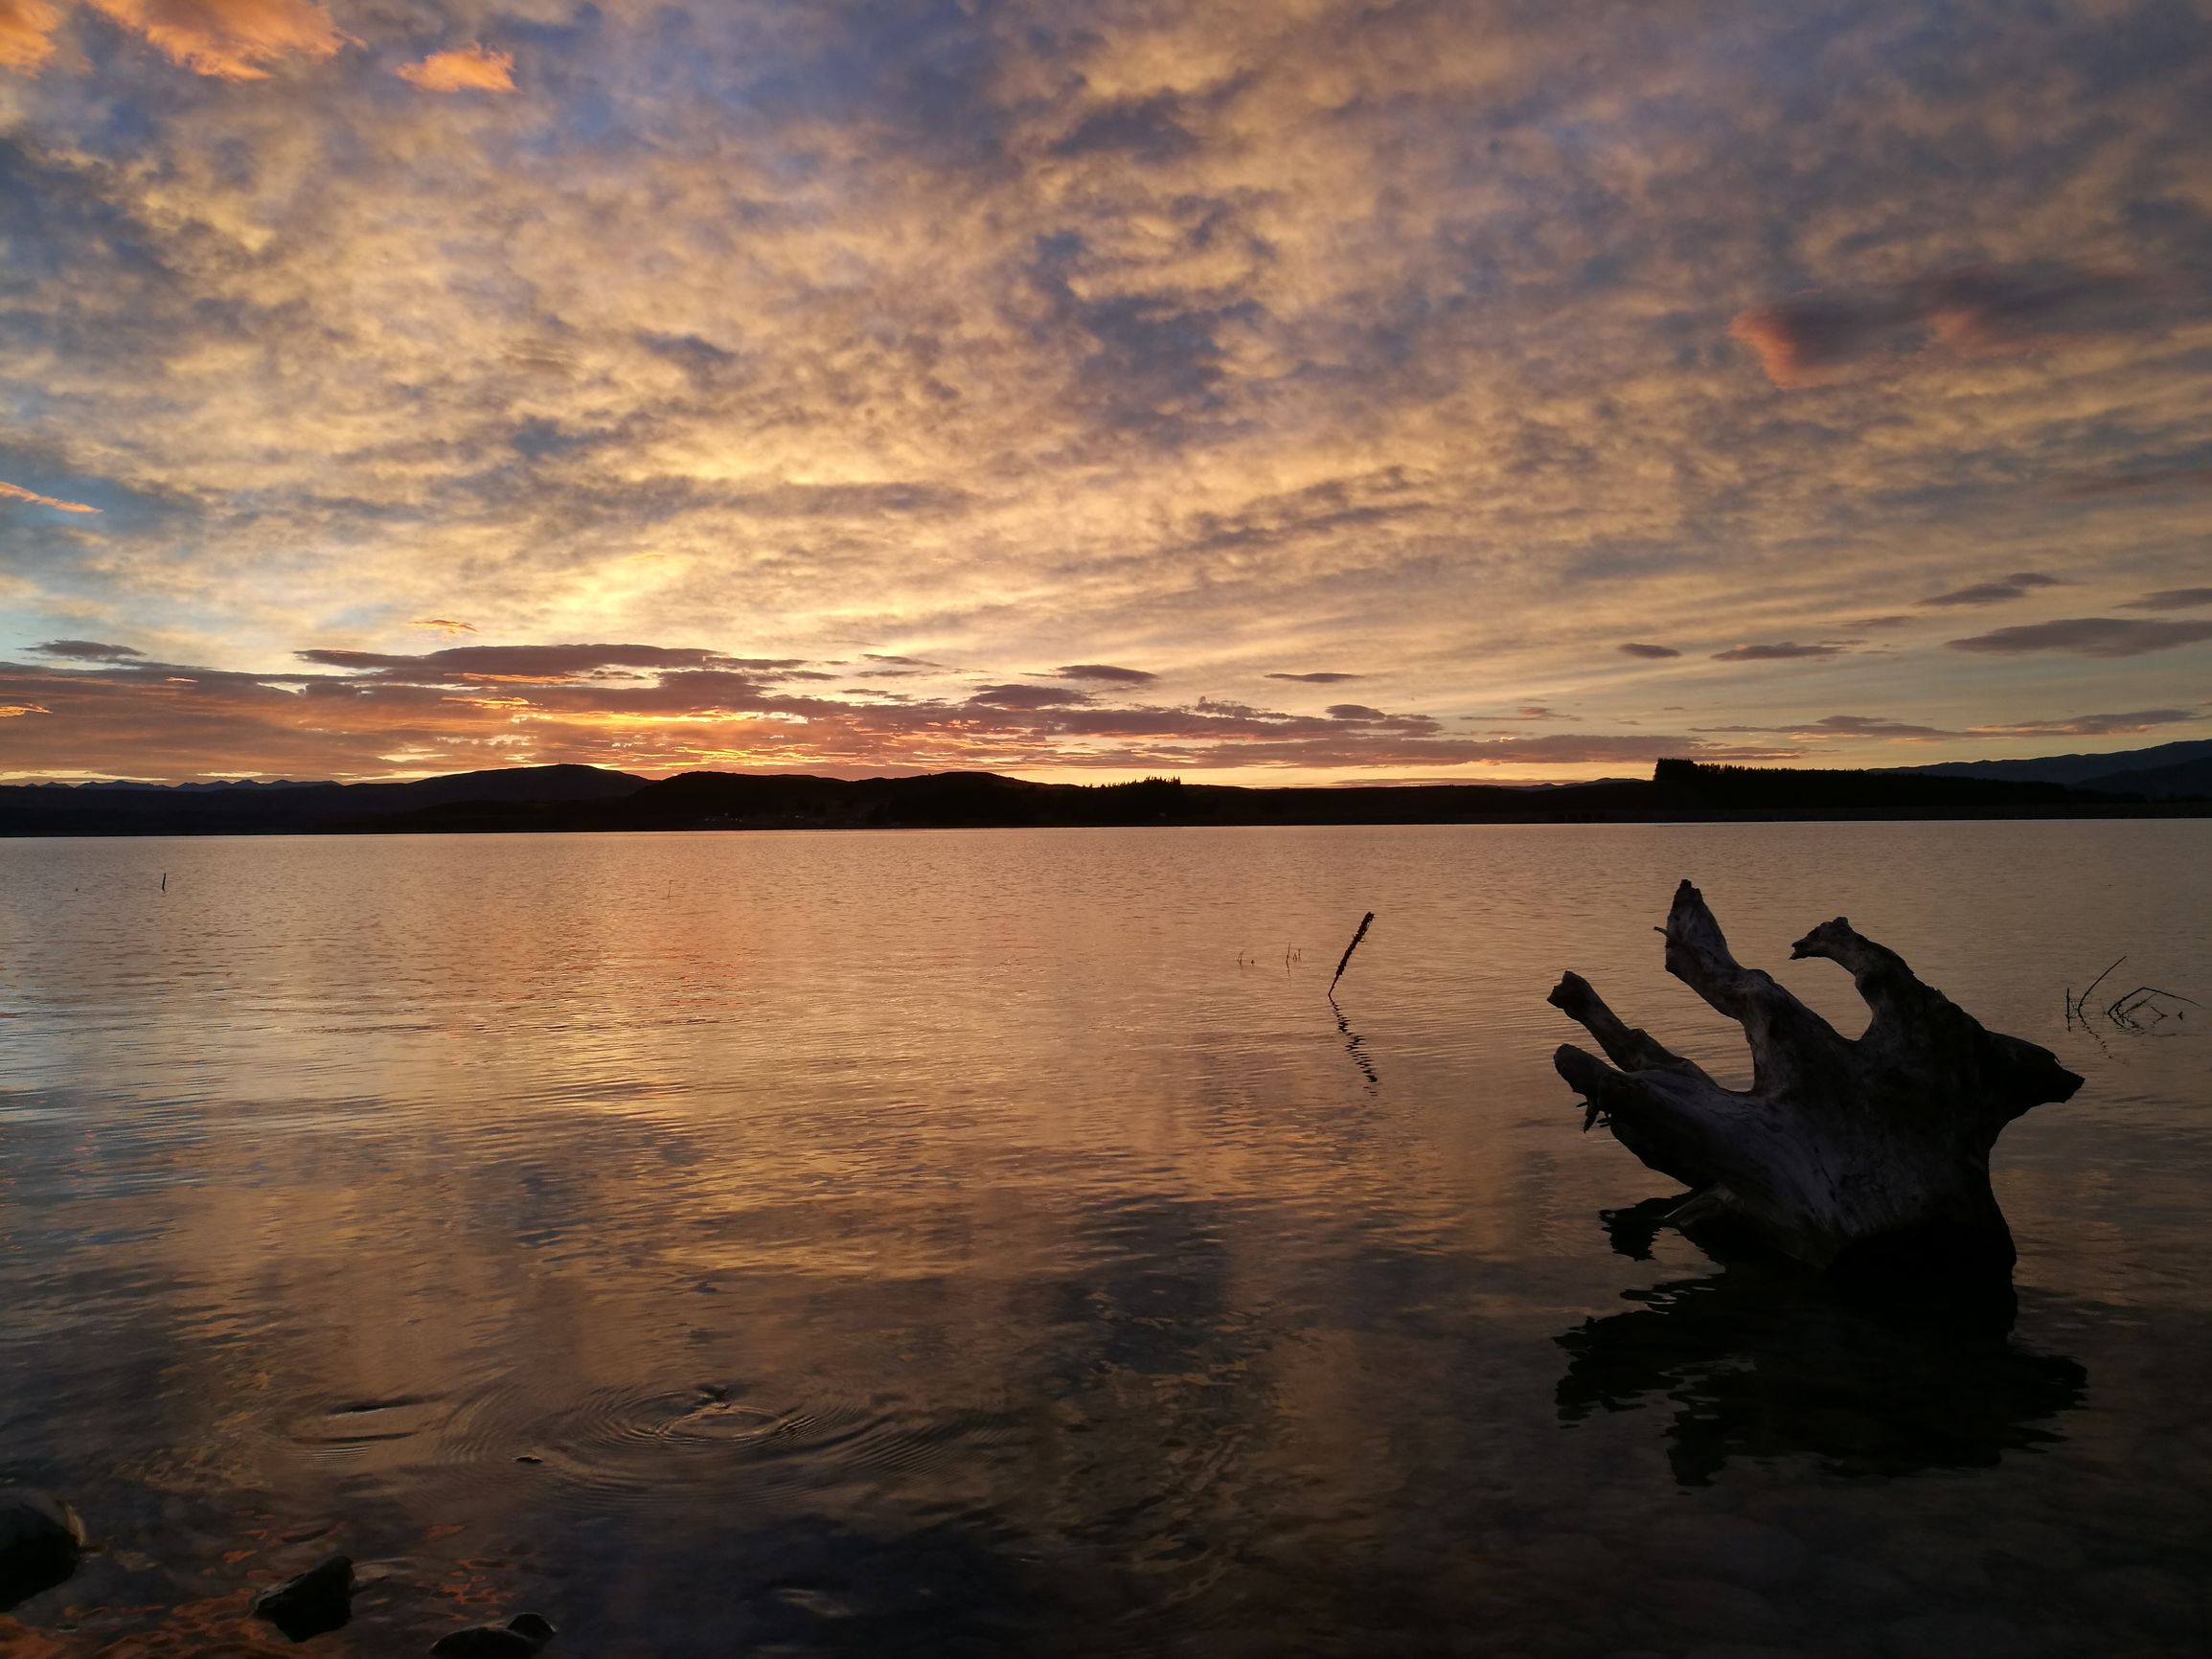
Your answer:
[432,1611,557,1658]
[251,1553,355,1642]
[0,1489,86,1612]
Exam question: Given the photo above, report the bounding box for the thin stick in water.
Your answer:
[1328,911,1375,998]
[2075,954,2125,1020]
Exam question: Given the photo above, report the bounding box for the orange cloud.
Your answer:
[412,617,479,634]
[0,478,100,512]
[397,41,513,94]
[0,0,62,73]
[83,0,344,80]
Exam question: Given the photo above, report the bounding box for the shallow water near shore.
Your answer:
[2,821,2207,1657]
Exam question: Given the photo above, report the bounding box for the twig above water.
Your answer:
[2077,955,2126,1014]
[1328,911,1375,1000]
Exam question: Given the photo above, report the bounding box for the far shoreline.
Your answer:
[2,759,2208,838]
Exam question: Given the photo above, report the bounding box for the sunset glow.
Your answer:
[3,1,2208,783]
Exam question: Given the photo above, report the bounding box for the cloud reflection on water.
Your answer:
[1,827,2209,1654]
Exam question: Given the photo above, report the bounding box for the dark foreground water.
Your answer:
[1,823,2206,1658]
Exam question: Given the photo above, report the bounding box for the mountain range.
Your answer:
[1884,737,2212,800]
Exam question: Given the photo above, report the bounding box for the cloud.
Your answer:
[1917,267,2175,354]
[396,43,514,95]
[0,0,61,72]
[1057,663,1156,684]
[1710,643,1847,662]
[1265,672,1364,684]
[1479,704,1571,722]
[1970,710,2202,738]
[1048,92,1200,165]
[1729,291,1923,389]
[1,701,53,716]
[412,618,478,634]
[32,639,144,661]
[1918,572,2063,607]
[1732,266,2189,387]
[1177,471,1438,562]
[1947,619,2212,658]
[1699,708,2208,741]
[1615,643,1680,659]
[2119,588,2212,612]
[1,479,99,513]
[2051,466,2212,500]
[1800,715,1950,738]
[1698,714,1954,739]
[2,641,1793,781]
[292,644,787,684]
[82,0,347,80]
[966,683,1091,710]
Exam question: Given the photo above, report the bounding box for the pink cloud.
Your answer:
[397,41,513,94]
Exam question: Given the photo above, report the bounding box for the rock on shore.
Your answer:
[251,1554,355,1641]
[0,1489,86,1611]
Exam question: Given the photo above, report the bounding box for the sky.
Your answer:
[0,0,2208,784]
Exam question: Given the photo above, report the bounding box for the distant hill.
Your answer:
[1888,737,2212,797]
[0,763,650,836]
[2078,754,2212,802]
[352,763,650,808]
[1,757,2201,836]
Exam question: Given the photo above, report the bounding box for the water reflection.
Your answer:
[1332,1005,1379,1088]
[1556,1200,2088,1486]
[2,826,2208,1657]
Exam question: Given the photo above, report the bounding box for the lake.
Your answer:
[1,823,2207,1657]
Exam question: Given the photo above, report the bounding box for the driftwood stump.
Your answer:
[1550,880,2082,1278]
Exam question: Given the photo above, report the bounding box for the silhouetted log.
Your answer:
[1550,879,2083,1277]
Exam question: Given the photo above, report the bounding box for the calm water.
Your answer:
[1,824,2206,1658]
